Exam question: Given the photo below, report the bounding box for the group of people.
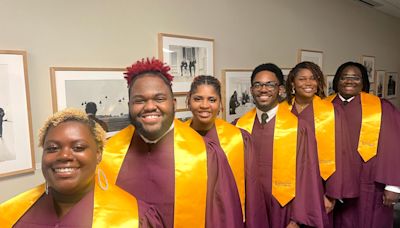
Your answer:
[180,59,197,77]
[0,58,399,228]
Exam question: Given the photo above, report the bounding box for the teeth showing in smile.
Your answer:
[143,115,159,119]
[54,168,75,173]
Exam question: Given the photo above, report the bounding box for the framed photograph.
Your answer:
[386,72,398,99]
[375,70,386,98]
[0,50,34,178]
[361,55,375,83]
[369,88,376,95]
[298,49,323,69]
[280,67,292,99]
[281,68,291,85]
[175,110,192,122]
[222,69,254,123]
[325,75,335,96]
[174,92,189,112]
[50,67,129,137]
[158,33,214,92]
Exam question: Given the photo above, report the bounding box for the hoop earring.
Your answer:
[292,88,295,94]
[97,168,109,191]
[45,182,49,195]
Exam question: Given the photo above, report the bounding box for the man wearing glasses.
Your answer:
[234,63,325,228]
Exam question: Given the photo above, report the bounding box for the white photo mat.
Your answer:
[50,67,128,137]
[0,50,34,177]
[158,33,214,93]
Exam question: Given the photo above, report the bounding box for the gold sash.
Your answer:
[236,105,297,206]
[236,108,257,134]
[326,93,381,161]
[0,184,45,228]
[291,96,336,180]
[100,119,208,227]
[184,118,245,219]
[0,181,139,227]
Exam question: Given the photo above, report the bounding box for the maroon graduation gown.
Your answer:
[291,103,359,199]
[13,189,162,228]
[196,125,268,228]
[235,116,326,227]
[116,130,244,228]
[331,95,400,228]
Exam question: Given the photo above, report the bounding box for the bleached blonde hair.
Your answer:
[38,108,106,151]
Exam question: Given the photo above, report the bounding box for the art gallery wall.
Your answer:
[0,0,399,202]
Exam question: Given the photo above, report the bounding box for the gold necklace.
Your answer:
[294,101,310,112]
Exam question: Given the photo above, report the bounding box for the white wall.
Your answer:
[1,0,399,202]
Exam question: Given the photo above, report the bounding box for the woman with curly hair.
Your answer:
[0,108,162,227]
[286,61,359,227]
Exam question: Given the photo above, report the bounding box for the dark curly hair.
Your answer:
[125,58,174,96]
[251,63,284,86]
[286,61,326,103]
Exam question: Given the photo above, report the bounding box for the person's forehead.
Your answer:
[131,75,171,92]
[254,70,278,82]
[342,66,361,75]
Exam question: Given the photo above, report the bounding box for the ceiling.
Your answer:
[354,0,400,18]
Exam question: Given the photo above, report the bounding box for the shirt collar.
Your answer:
[338,94,355,102]
[256,104,278,124]
[140,122,174,144]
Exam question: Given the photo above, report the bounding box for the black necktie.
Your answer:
[343,100,349,105]
[261,112,268,125]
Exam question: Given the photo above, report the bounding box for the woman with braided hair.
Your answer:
[185,75,267,228]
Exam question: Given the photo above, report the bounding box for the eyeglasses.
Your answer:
[252,81,280,90]
[339,75,362,82]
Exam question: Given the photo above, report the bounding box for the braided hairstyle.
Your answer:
[187,75,223,109]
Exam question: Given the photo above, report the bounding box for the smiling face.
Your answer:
[251,70,280,112]
[188,84,220,131]
[337,66,363,99]
[292,68,318,101]
[129,74,175,140]
[42,121,101,195]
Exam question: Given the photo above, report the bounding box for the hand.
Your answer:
[286,220,299,228]
[383,190,400,207]
[324,195,336,213]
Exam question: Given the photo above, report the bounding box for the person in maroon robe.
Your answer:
[185,75,268,227]
[0,108,161,227]
[235,63,326,227]
[285,62,360,226]
[329,62,400,228]
[102,58,243,227]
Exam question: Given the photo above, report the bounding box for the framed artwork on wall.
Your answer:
[386,72,398,99]
[369,88,376,95]
[298,49,323,69]
[0,50,35,178]
[375,70,386,98]
[50,67,129,137]
[325,75,335,96]
[281,67,292,99]
[222,69,254,123]
[175,111,192,122]
[361,55,375,83]
[174,92,189,112]
[158,33,214,93]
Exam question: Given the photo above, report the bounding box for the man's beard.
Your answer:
[129,112,144,132]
